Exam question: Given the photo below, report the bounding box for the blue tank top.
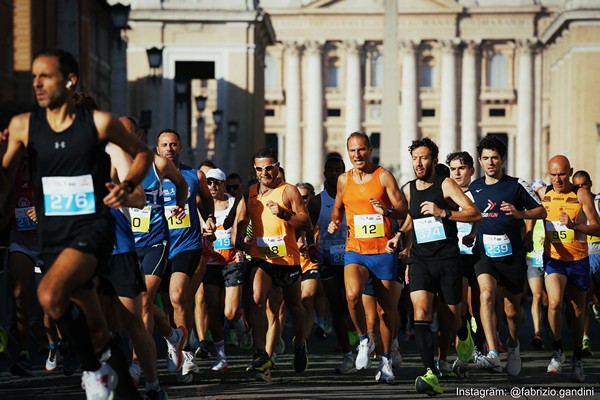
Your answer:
[132,163,169,248]
[111,207,136,255]
[316,190,347,265]
[163,163,202,258]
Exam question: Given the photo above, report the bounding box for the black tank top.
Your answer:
[408,175,458,260]
[27,105,112,245]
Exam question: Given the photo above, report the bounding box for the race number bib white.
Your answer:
[130,206,151,233]
[456,222,473,255]
[483,234,513,258]
[164,204,191,229]
[214,229,234,250]
[257,236,287,259]
[545,221,575,243]
[42,175,95,216]
[413,216,446,244]
[529,250,543,268]
[354,214,384,239]
[15,207,37,231]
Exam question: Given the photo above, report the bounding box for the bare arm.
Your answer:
[105,142,145,209]
[442,178,482,223]
[1,114,29,200]
[196,169,215,232]
[155,155,188,220]
[568,188,600,237]
[234,190,251,252]
[379,168,408,220]
[272,185,312,232]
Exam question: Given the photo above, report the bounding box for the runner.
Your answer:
[0,48,153,399]
[535,156,600,382]
[329,132,408,384]
[470,135,546,376]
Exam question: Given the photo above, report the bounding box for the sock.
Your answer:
[166,328,179,345]
[146,380,160,392]
[553,339,562,352]
[56,302,101,371]
[489,349,499,357]
[359,333,369,342]
[573,346,583,359]
[382,352,390,359]
[457,315,469,341]
[215,340,226,359]
[414,321,436,373]
[49,342,56,351]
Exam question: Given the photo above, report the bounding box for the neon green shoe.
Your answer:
[348,330,359,347]
[456,320,474,363]
[470,316,477,334]
[415,368,443,396]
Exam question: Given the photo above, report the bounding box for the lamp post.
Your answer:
[146,47,163,80]
[195,96,208,163]
[109,3,130,45]
[228,120,239,173]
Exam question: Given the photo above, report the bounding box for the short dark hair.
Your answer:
[446,151,474,169]
[408,137,439,160]
[325,155,345,169]
[124,116,140,131]
[157,129,180,141]
[477,135,507,158]
[199,160,217,169]
[573,170,591,181]
[346,132,371,149]
[253,147,278,162]
[435,163,450,178]
[33,48,79,82]
[227,172,242,181]
[296,182,315,195]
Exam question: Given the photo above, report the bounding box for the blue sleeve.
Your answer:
[516,178,542,210]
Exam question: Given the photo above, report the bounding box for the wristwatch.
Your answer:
[122,180,135,194]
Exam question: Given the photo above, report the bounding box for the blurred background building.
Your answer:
[2,0,600,187]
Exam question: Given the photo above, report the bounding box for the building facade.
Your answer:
[261,0,600,187]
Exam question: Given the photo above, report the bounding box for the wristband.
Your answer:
[207,214,216,221]
[122,180,135,193]
[444,207,452,220]
[385,207,393,217]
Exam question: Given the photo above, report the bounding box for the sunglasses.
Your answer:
[207,179,222,186]
[226,184,240,191]
[301,195,310,200]
[254,162,279,173]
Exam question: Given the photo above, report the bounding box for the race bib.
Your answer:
[354,214,384,239]
[15,207,37,231]
[165,204,191,229]
[456,221,473,255]
[483,234,513,258]
[42,175,95,216]
[545,221,574,243]
[257,236,287,259]
[214,229,234,250]
[588,235,600,244]
[325,244,345,265]
[413,216,446,244]
[529,250,544,268]
[130,206,151,233]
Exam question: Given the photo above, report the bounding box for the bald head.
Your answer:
[548,155,571,171]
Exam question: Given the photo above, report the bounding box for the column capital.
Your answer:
[463,40,480,54]
[304,40,324,55]
[516,38,538,53]
[439,39,461,53]
[398,40,419,54]
[342,40,363,56]
[283,41,302,56]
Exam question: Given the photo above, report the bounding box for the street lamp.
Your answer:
[109,3,130,44]
[213,110,223,129]
[175,78,188,103]
[228,121,238,147]
[146,47,163,81]
[195,96,207,113]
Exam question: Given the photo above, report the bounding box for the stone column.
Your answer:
[533,43,543,179]
[344,40,362,168]
[399,40,418,185]
[439,40,459,161]
[460,41,479,161]
[516,39,534,184]
[284,41,302,185]
[303,41,324,186]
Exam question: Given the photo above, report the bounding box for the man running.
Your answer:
[535,156,600,382]
[470,135,546,376]
[386,139,480,395]
[0,48,153,399]
[329,132,408,384]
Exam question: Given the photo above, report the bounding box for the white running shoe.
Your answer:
[165,327,187,373]
[211,357,229,373]
[81,362,118,400]
[375,356,395,384]
[45,346,62,372]
[335,354,356,374]
[506,340,522,376]
[475,350,502,372]
[182,351,199,375]
[452,358,469,378]
[570,357,584,382]
[355,336,375,370]
[129,360,141,387]
[547,350,565,373]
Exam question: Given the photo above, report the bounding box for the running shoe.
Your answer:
[452,358,469,378]
[129,360,141,387]
[45,345,62,372]
[293,337,308,372]
[531,334,544,350]
[335,354,356,374]
[582,337,593,357]
[375,356,395,384]
[246,351,273,372]
[475,350,502,372]
[547,349,565,373]
[456,320,474,363]
[211,357,228,373]
[275,337,286,355]
[144,387,168,400]
[415,368,443,396]
[10,352,32,376]
[506,340,522,376]
[182,351,199,375]
[570,356,584,383]
[81,362,118,400]
[165,327,187,373]
[355,336,375,370]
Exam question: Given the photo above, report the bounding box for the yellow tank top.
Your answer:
[248,182,300,266]
[542,186,587,261]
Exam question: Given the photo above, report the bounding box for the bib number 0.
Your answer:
[130,206,151,233]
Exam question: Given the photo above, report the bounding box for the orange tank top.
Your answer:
[248,182,300,265]
[343,167,392,254]
[542,186,588,261]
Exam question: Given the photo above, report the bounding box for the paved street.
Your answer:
[1,299,600,399]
